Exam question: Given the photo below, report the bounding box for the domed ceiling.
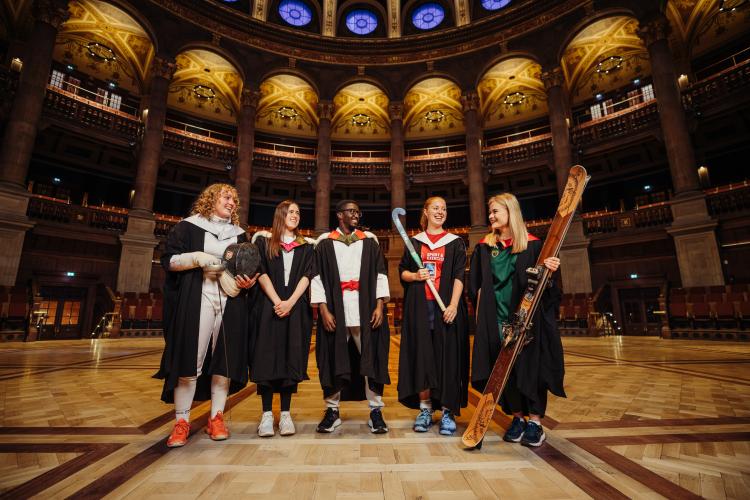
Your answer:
[256,74,319,138]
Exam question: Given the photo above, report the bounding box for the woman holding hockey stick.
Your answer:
[250,200,315,437]
[156,184,259,448]
[469,193,563,447]
[398,197,469,435]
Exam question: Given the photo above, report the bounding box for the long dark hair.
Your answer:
[268,200,300,259]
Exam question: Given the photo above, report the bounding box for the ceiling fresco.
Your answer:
[256,73,319,138]
[478,57,547,129]
[403,77,465,139]
[331,82,391,141]
[667,0,750,57]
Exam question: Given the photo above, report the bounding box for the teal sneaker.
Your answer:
[413,408,433,432]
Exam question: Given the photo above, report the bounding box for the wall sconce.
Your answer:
[10,57,22,72]
[698,166,710,187]
[678,74,689,89]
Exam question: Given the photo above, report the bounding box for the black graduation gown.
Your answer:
[468,238,565,414]
[314,236,391,400]
[249,236,314,392]
[397,236,469,414]
[154,220,250,403]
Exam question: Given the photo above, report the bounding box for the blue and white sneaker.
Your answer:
[521,420,546,447]
[413,408,433,432]
[439,409,457,435]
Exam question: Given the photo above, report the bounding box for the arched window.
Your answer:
[346,9,378,35]
[481,0,511,10]
[278,0,313,26]
[411,3,445,30]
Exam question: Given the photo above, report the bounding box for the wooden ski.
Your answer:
[462,165,589,449]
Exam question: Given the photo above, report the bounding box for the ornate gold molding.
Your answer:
[33,0,70,29]
[636,16,671,47]
[454,0,470,27]
[388,0,400,38]
[318,101,335,120]
[150,57,177,81]
[388,101,404,121]
[241,88,261,108]
[323,0,336,36]
[541,67,565,90]
[461,91,480,113]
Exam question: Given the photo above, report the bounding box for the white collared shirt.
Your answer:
[311,236,389,327]
[281,234,295,287]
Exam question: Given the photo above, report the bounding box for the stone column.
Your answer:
[236,88,260,226]
[542,67,592,293]
[386,0,400,38]
[0,0,69,287]
[462,91,486,248]
[314,101,334,233]
[116,56,175,294]
[542,67,574,198]
[389,101,406,218]
[638,16,723,287]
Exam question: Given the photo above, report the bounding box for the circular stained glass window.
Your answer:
[481,0,511,10]
[278,0,313,26]
[346,9,378,35]
[412,3,445,30]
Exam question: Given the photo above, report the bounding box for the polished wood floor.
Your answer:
[1,335,749,499]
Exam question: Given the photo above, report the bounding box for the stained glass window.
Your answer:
[481,0,511,11]
[278,0,313,26]
[346,9,378,35]
[412,3,445,30]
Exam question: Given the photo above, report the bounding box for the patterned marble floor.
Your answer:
[1,336,749,499]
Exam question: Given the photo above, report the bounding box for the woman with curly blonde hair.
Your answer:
[155,183,258,448]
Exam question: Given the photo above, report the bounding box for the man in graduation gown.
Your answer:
[311,200,391,434]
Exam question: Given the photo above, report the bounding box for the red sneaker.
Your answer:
[167,419,191,447]
[207,411,229,441]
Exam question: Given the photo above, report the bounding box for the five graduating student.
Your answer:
[398,197,469,435]
[156,184,258,448]
[250,200,315,437]
[469,193,564,447]
[310,200,392,434]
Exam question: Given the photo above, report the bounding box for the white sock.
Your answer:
[174,376,197,422]
[281,411,290,417]
[210,375,230,418]
[419,399,432,411]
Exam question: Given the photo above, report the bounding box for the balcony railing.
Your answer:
[572,99,659,145]
[43,85,141,140]
[35,55,750,179]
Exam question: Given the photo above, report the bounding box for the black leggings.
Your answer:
[260,387,293,412]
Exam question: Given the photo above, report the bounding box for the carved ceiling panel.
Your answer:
[667,0,750,56]
[331,82,390,141]
[54,0,154,93]
[403,77,464,139]
[256,74,319,138]
[478,57,547,129]
[562,16,650,104]
[168,49,242,124]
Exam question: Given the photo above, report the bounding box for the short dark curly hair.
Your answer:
[335,199,359,213]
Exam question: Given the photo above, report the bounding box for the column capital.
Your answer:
[460,91,480,113]
[636,15,671,47]
[33,0,70,29]
[388,101,404,121]
[241,88,261,108]
[541,66,565,91]
[149,56,176,82]
[317,100,335,121]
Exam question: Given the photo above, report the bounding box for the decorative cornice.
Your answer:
[241,88,261,108]
[541,67,565,90]
[461,91,480,113]
[33,0,70,29]
[318,101,335,121]
[388,101,404,121]
[150,57,176,81]
[148,0,588,66]
[636,16,671,47]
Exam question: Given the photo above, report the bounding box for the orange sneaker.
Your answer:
[167,419,191,447]
[206,411,229,441]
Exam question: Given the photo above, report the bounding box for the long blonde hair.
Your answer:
[190,183,240,226]
[484,193,528,254]
[420,196,447,231]
[268,200,300,259]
